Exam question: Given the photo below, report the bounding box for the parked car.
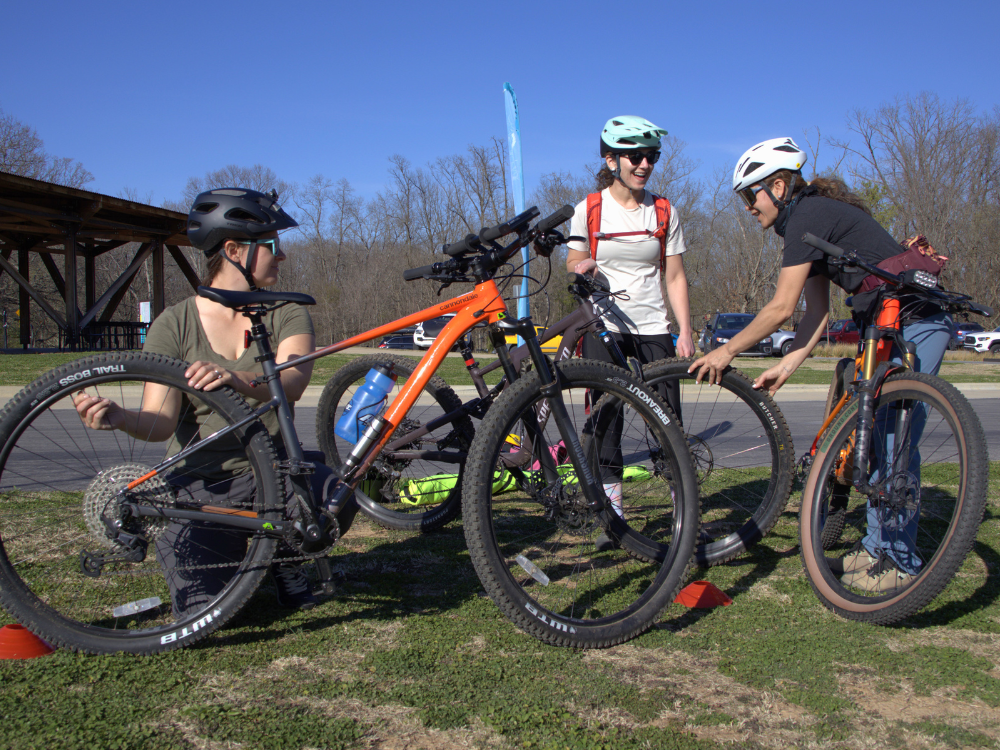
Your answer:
[504,325,563,354]
[952,320,985,350]
[770,329,796,357]
[702,313,773,356]
[378,335,416,350]
[413,314,456,349]
[819,319,860,345]
[963,325,1000,354]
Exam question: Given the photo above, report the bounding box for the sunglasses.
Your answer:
[620,150,660,166]
[254,238,283,256]
[737,184,766,208]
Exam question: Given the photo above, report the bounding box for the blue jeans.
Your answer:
[861,311,952,574]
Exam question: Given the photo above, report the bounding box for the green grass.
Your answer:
[2,467,1000,749]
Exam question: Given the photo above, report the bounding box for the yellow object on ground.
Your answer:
[399,463,653,506]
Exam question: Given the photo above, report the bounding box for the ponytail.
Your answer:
[766,170,872,216]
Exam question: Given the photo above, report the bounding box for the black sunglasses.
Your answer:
[620,150,660,166]
[737,184,766,208]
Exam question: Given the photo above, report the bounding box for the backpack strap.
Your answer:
[586,192,673,269]
[586,192,602,261]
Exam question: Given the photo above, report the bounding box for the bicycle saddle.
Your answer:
[197,286,317,309]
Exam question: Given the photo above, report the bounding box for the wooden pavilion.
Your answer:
[0,171,198,349]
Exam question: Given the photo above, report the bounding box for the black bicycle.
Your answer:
[0,205,699,653]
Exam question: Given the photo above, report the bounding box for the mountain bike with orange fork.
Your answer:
[796,233,993,624]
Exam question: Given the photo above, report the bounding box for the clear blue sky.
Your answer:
[4,0,998,207]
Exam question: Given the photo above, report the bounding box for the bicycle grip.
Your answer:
[535,205,574,235]
[403,265,436,281]
[444,234,480,256]
[479,222,508,243]
[802,233,844,258]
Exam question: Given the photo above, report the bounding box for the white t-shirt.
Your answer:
[567,188,687,335]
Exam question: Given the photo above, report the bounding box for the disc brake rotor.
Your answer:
[83,464,176,547]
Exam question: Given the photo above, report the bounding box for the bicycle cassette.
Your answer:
[83,464,176,547]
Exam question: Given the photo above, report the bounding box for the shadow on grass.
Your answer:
[660,510,800,631]
[196,525,483,647]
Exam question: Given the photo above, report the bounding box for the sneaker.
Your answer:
[272,562,318,610]
[841,555,913,593]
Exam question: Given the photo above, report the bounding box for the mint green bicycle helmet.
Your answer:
[600,115,667,155]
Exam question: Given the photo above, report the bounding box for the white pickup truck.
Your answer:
[963,325,1000,354]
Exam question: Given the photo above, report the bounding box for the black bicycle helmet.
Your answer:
[187,187,298,290]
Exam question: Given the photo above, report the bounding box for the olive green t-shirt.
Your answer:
[142,297,314,479]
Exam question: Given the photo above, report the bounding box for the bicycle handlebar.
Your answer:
[443,234,481,257]
[802,232,994,318]
[402,264,438,281]
[801,233,844,259]
[535,205,574,235]
[567,272,611,294]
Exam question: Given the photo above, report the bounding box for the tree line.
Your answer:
[1,91,998,349]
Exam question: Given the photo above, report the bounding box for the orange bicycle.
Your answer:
[797,233,993,624]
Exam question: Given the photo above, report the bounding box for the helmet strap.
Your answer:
[766,173,799,210]
[222,240,260,292]
[612,154,622,181]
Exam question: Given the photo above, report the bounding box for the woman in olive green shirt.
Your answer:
[73,187,339,613]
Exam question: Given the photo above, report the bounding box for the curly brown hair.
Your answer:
[765,170,872,216]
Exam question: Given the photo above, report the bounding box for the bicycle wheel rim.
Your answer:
[801,374,987,622]
[317,354,472,532]
[0,354,280,653]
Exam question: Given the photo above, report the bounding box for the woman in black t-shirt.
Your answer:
[689,136,950,392]
[689,137,953,592]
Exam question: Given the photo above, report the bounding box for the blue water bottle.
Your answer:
[335,363,397,443]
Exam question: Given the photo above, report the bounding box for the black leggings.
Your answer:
[156,450,352,617]
[582,331,681,482]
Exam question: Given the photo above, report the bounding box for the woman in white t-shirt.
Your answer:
[565,116,694,545]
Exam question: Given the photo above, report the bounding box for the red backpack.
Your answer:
[586,192,672,268]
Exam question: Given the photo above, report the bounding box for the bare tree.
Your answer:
[0,107,92,187]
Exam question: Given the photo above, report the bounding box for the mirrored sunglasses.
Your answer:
[255,238,283,256]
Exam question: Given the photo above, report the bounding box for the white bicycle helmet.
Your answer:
[600,116,667,155]
[732,137,807,192]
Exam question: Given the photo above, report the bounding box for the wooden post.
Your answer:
[18,246,29,348]
[85,243,96,311]
[152,239,165,317]
[65,228,79,350]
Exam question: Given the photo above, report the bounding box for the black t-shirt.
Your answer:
[781,195,900,293]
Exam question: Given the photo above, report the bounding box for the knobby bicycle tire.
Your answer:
[641,359,794,566]
[799,372,988,624]
[316,354,474,532]
[0,352,283,654]
[462,359,699,648]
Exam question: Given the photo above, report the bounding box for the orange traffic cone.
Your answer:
[0,624,54,659]
[674,580,733,608]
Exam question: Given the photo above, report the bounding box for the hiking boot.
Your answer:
[841,555,913,593]
[840,549,875,576]
[272,562,318,610]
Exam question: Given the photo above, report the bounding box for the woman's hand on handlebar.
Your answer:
[572,258,598,277]
[73,390,125,431]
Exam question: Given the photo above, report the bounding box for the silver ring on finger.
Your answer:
[214,369,222,380]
